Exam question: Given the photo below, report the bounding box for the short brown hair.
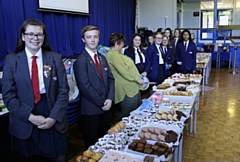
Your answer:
[109,33,125,47]
[81,25,100,38]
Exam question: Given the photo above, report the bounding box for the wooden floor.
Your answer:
[67,66,240,162]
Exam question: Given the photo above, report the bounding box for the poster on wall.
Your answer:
[39,0,89,15]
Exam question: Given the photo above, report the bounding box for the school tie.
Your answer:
[137,49,144,68]
[31,56,41,103]
[94,54,103,80]
[163,47,166,54]
[184,42,187,51]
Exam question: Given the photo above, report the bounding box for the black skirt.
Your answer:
[12,94,67,158]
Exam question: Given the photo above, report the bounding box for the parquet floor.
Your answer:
[67,66,240,162]
[182,67,240,162]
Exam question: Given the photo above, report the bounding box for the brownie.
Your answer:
[145,144,152,149]
[156,147,166,156]
[162,143,169,148]
[144,156,154,162]
[137,143,144,148]
[143,156,149,162]
[164,151,170,158]
[135,147,144,152]
[139,139,147,144]
[155,142,162,146]
[128,142,137,150]
[148,156,154,162]
[151,145,159,151]
[132,139,140,143]
[166,147,172,153]
[144,148,153,154]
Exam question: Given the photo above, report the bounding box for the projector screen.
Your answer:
[39,0,89,15]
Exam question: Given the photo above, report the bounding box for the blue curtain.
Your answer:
[0,0,136,68]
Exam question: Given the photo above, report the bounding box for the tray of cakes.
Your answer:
[134,124,182,147]
[162,88,194,97]
[170,73,202,83]
[125,138,173,162]
[99,150,144,162]
[160,97,194,118]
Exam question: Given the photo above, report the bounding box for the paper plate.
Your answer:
[141,76,149,90]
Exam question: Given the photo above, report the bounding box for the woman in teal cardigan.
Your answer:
[106,33,145,120]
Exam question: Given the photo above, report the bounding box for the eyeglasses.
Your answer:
[155,37,162,40]
[24,33,45,40]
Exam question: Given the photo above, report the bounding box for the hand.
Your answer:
[168,64,172,68]
[28,113,46,126]
[136,78,145,85]
[141,72,147,77]
[38,118,56,129]
[101,99,112,111]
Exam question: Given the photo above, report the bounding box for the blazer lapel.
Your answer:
[83,51,103,82]
[17,51,32,89]
[42,51,53,96]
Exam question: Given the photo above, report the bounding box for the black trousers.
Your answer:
[82,110,112,150]
[156,64,165,84]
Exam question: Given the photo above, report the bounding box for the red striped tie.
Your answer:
[32,56,41,103]
[94,54,103,80]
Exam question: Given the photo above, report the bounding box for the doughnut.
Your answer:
[119,154,131,161]
[106,151,120,161]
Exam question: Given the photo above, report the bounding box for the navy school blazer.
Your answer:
[2,51,70,139]
[73,50,115,116]
[176,41,197,71]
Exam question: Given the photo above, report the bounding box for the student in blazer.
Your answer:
[74,25,114,150]
[124,33,148,77]
[170,28,181,75]
[176,29,197,74]
[2,19,69,162]
[161,35,172,78]
[145,32,165,84]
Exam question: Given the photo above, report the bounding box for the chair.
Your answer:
[218,43,231,69]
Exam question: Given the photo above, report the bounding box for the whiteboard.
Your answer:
[39,0,89,14]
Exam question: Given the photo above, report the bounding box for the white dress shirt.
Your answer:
[85,47,99,63]
[184,40,189,51]
[134,46,145,64]
[25,47,46,94]
[156,44,164,64]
